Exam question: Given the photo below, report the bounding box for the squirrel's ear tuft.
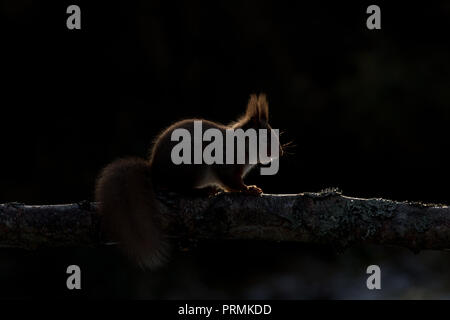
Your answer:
[245,94,259,120]
[245,93,269,121]
[257,93,269,121]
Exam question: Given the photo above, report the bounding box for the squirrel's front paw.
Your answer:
[244,185,263,195]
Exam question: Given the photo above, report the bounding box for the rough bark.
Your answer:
[0,190,449,252]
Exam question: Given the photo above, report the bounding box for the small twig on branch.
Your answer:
[0,190,449,252]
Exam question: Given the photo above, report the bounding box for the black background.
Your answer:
[1,0,450,299]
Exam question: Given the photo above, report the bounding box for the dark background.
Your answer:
[1,0,450,299]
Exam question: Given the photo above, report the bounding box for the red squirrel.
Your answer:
[95,94,282,269]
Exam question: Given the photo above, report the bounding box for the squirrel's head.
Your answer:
[236,94,284,161]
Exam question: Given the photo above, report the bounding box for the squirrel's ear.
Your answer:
[245,94,260,120]
[257,94,269,122]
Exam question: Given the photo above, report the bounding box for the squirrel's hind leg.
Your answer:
[215,168,263,195]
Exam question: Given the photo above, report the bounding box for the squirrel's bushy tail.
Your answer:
[95,158,169,269]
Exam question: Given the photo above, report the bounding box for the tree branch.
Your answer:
[0,190,449,252]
